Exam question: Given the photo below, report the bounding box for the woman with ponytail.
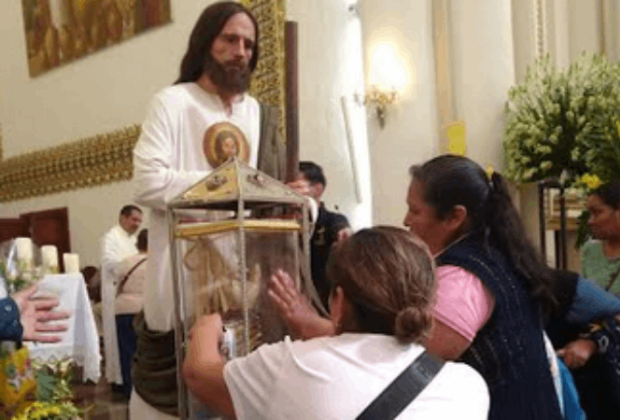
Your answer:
[404,154,562,420]
[183,227,489,419]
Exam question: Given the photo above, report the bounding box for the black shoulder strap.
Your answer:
[356,351,445,420]
[116,257,147,297]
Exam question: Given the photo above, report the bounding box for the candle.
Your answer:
[41,245,59,273]
[15,237,34,270]
[63,253,80,274]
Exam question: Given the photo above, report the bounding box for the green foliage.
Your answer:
[503,53,620,249]
[0,260,36,293]
[33,360,75,403]
[504,53,620,186]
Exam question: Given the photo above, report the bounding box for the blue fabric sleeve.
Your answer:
[564,277,620,327]
[0,297,23,342]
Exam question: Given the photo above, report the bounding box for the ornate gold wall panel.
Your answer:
[241,0,287,139]
[0,125,140,202]
[0,0,286,202]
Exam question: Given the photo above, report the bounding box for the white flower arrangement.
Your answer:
[503,53,620,186]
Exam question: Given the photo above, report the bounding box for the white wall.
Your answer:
[567,0,602,60]
[287,0,372,230]
[359,0,440,226]
[449,0,515,170]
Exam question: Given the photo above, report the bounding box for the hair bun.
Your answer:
[394,306,432,344]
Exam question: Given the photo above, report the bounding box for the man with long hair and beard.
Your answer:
[131,2,285,419]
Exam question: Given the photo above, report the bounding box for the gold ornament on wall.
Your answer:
[241,0,287,140]
[0,125,140,202]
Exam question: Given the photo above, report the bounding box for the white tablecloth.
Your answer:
[25,273,101,382]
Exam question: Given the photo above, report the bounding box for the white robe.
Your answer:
[131,83,260,419]
[101,224,138,385]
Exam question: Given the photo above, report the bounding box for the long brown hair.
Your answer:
[175,2,259,84]
[410,154,558,316]
[327,226,436,344]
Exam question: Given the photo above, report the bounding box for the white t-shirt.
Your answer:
[224,334,490,420]
[133,83,261,332]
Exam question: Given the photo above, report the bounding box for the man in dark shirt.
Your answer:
[298,161,351,310]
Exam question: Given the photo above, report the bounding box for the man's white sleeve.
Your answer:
[101,231,125,280]
[133,94,206,210]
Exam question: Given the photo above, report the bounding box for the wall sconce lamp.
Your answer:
[362,86,399,129]
[361,41,410,129]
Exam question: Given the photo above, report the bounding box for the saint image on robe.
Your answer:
[203,122,249,168]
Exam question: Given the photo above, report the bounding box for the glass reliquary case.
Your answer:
[167,158,316,419]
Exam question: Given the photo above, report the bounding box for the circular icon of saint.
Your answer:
[203,122,250,168]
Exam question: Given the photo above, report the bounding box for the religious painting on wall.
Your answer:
[21,0,171,77]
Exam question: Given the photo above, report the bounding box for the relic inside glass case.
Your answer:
[167,158,315,419]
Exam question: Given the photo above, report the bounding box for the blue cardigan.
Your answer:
[437,234,563,420]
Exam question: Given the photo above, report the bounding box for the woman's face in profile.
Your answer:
[587,194,620,240]
[403,180,454,255]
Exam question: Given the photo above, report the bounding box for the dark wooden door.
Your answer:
[0,218,29,244]
[22,208,71,272]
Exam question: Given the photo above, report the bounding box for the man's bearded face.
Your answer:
[204,56,252,94]
[205,12,256,94]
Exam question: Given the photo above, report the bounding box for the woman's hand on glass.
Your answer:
[268,269,335,340]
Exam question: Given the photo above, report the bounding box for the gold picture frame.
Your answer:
[0,0,286,203]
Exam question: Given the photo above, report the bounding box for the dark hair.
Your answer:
[591,181,620,209]
[327,226,436,344]
[120,205,141,217]
[299,161,326,187]
[137,229,148,252]
[175,2,259,84]
[409,154,557,315]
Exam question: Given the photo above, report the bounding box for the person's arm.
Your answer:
[268,269,336,339]
[426,320,473,360]
[133,94,207,210]
[101,231,125,279]
[557,338,598,369]
[335,227,353,245]
[566,276,620,326]
[329,212,352,245]
[182,314,236,419]
[426,266,495,360]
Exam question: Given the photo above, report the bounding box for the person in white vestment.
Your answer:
[130,2,286,419]
[100,204,142,391]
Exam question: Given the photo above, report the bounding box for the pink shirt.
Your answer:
[433,265,495,342]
